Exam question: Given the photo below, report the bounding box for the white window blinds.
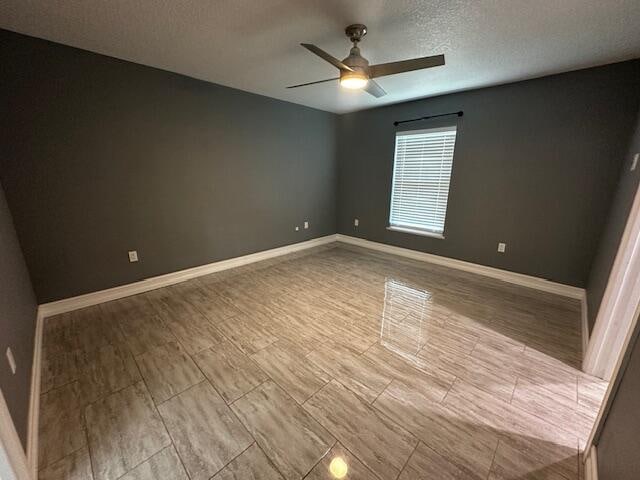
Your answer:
[389,126,457,236]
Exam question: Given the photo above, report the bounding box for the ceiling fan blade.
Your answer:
[364,79,386,98]
[301,43,353,72]
[369,54,445,78]
[286,77,340,89]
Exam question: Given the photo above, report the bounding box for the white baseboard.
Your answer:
[26,310,44,479]
[0,389,32,480]
[335,234,585,300]
[581,293,590,362]
[38,234,338,318]
[584,445,598,480]
[38,233,586,321]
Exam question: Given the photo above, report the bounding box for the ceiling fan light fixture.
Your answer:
[289,24,445,98]
[340,72,368,90]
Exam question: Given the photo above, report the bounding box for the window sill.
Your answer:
[386,226,445,239]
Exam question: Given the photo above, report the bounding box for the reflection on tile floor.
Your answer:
[38,245,608,480]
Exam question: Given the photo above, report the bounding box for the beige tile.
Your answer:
[189,281,248,321]
[39,382,86,469]
[38,447,93,480]
[194,341,267,403]
[43,312,77,359]
[232,381,335,480]
[119,446,188,480]
[251,342,330,403]
[328,326,378,354]
[101,296,156,323]
[85,382,171,480]
[218,314,279,355]
[211,443,283,480]
[305,443,378,480]
[135,341,204,404]
[79,344,140,403]
[150,287,203,320]
[304,380,417,480]
[163,313,226,354]
[443,380,578,451]
[398,442,468,480]
[470,343,579,403]
[41,349,85,394]
[74,311,126,353]
[118,315,175,356]
[364,344,453,404]
[373,380,498,480]
[510,378,596,442]
[488,436,578,480]
[445,354,518,402]
[158,381,253,480]
[307,343,391,403]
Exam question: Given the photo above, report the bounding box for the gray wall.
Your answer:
[596,321,640,479]
[0,30,337,302]
[586,110,640,331]
[0,181,38,449]
[337,61,640,287]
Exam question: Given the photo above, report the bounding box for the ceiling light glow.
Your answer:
[340,72,368,89]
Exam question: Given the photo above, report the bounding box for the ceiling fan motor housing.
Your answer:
[341,43,370,83]
[342,25,370,82]
[345,24,367,44]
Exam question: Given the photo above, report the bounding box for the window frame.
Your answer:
[387,125,458,239]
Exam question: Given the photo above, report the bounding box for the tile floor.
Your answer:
[37,245,608,480]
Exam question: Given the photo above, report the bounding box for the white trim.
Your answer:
[386,226,445,239]
[584,445,598,480]
[581,292,590,361]
[335,234,584,299]
[583,179,640,379]
[26,311,43,479]
[582,292,640,458]
[38,235,338,318]
[0,390,32,480]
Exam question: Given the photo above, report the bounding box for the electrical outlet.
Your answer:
[304,221,309,229]
[6,347,16,375]
[128,250,139,262]
[631,153,639,172]
[354,218,359,227]
[497,242,506,253]
[295,226,300,231]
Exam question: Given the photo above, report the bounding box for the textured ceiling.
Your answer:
[1,1,639,113]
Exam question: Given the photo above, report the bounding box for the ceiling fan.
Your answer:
[287,24,445,98]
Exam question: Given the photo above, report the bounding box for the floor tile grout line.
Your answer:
[395,440,420,480]
[227,378,269,407]
[128,353,192,480]
[509,377,518,404]
[252,441,290,480]
[185,349,277,478]
[36,443,88,475]
[111,445,178,480]
[485,438,501,480]
[445,375,586,448]
[206,440,257,480]
[440,375,458,405]
[369,377,395,406]
[309,378,422,454]
[299,438,339,480]
[81,409,98,480]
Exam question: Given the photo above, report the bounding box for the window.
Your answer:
[388,126,457,238]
